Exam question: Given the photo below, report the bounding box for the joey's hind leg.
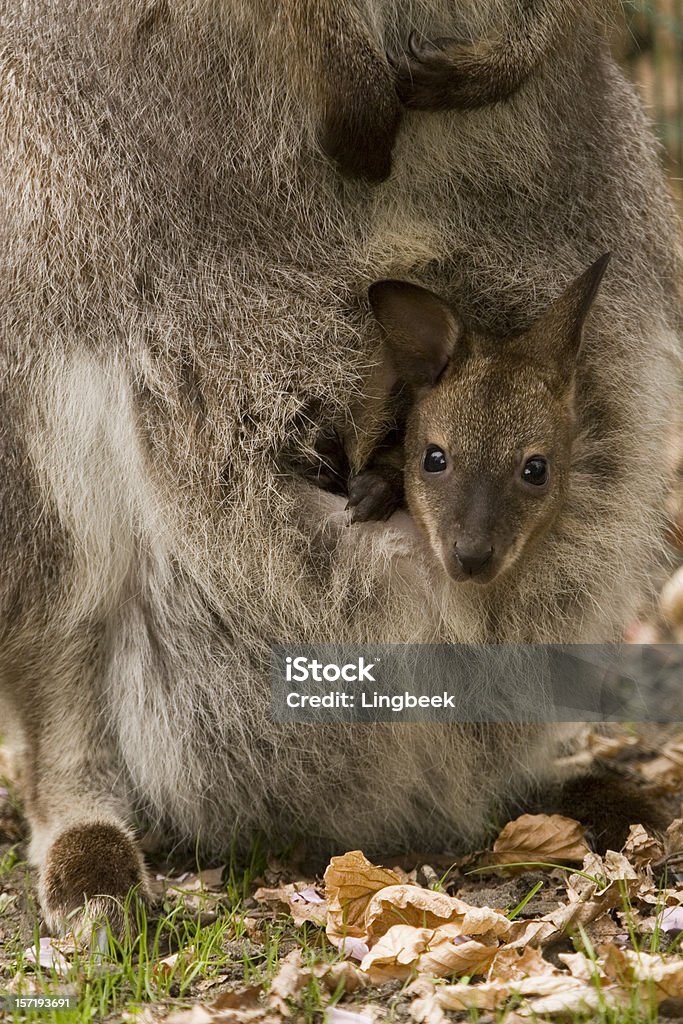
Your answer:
[390,33,521,111]
[39,820,150,941]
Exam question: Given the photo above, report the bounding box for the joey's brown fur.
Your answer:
[0,0,680,935]
[347,256,610,584]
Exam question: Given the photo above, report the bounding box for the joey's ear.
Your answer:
[527,253,611,368]
[368,280,462,387]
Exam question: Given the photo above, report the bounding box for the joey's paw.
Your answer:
[320,51,402,182]
[389,31,489,111]
[347,468,404,523]
[40,821,151,940]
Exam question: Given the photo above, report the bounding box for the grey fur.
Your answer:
[0,0,679,930]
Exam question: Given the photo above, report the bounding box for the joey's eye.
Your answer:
[423,445,448,473]
[522,456,549,487]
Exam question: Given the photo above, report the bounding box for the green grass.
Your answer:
[0,845,355,1024]
[1,846,679,1023]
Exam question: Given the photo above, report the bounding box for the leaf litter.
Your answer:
[4,726,683,1021]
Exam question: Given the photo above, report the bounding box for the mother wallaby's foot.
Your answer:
[39,819,151,939]
[540,763,674,854]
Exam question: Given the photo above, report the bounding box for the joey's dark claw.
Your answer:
[385,45,399,69]
[408,30,422,60]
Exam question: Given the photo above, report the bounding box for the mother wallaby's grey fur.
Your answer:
[0,0,680,931]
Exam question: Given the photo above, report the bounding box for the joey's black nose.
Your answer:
[455,544,493,576]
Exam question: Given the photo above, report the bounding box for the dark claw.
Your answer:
[408,30,422,60]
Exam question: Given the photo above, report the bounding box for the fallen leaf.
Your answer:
[639,732,683,784]
[622,824,664,867]
[267,949,310,1016]
[558,951,606,982]
[337,937,370,961]
[324,1006,376,1024]
[254,883,328,927]
[488,946,557,982]
[493,814,590,866]
[603,945,683,1004]
[362,884,510,944]
[360,923,498,982]
[322,960,369,995]
[324,851,402,945]
[24,937,72,976]
[657,905,683,936]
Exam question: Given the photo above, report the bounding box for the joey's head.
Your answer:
[368,255,610,584]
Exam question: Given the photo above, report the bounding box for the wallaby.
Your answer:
[0,0,679,937]
[342,256,610,587]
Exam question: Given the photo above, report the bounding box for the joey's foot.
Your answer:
[320,50,402,182]
[390,31,503,111]
[40,821,151,940]
[347,467,404,523]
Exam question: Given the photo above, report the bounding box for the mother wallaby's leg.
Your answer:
[0,378,151,936]
[15,649,151,936]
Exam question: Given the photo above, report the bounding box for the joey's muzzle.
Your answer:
[454,543,493,576]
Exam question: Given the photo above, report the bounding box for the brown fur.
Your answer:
[41,822,151,936]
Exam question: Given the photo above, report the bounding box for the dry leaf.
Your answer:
[362,884,510,944]
[324,1007,376,1024]
[622,824,664,866]
[505,917,559,949]
[254,883,328,927]
[558,952,606,982]
[324,851,402,945]
[165,985,267,1022]
[360,923,497,982]
[664,817,683,856]
[587,730,638,759]
[488,946,557,983]
[639,732,683,784]
[24,937,74,976]
[337,937,370,961]
[421,980,509,1012]
[322,961,369,995]
[493,814,590,866]
[267,949,310,1017]
[603,945,683,1003]
[525,981,619,1017]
